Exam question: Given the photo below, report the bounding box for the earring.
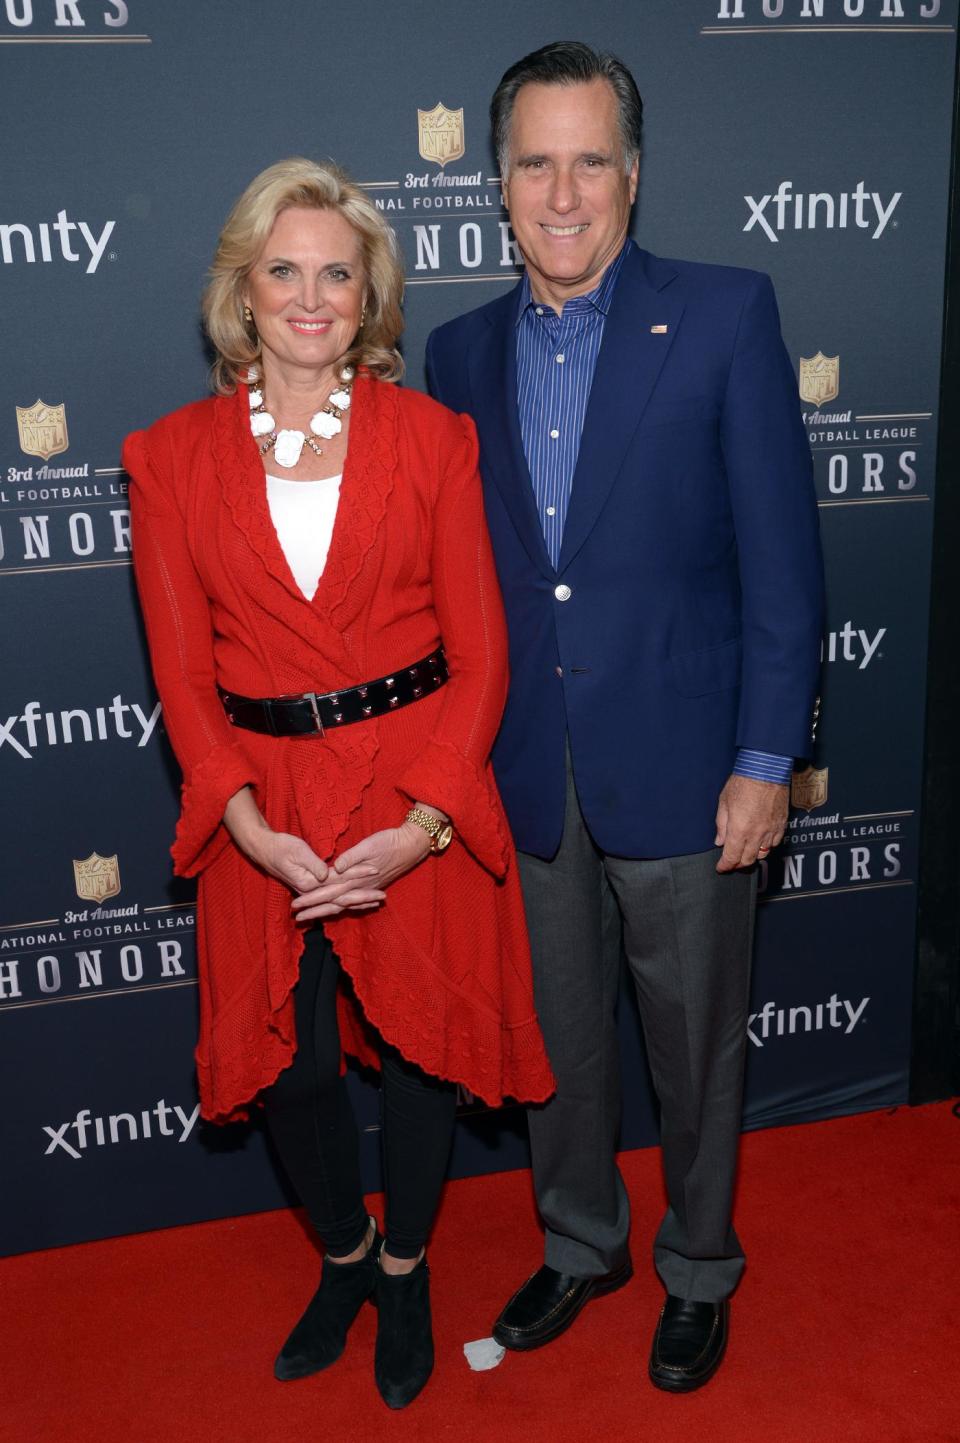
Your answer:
[243,304,254,324]
[360,303,367,327]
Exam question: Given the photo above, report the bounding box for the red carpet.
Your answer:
[5,1102,959,1443]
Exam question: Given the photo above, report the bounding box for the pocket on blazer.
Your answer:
[670,636,743,697]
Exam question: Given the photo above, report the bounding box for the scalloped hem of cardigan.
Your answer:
[194,938,555,1124]
[340,1020,555,1111]
[196,1020,554,1126]
[195,1032,293,1126]
[333,928,555,1110]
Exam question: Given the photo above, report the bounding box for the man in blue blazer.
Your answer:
[426,41,823,1392]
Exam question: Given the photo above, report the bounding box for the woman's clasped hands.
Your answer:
[225,786,442,921]
[291,819,436,922]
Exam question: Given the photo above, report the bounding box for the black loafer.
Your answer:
[492,1258,633,1351]
[648,1295,729,1392]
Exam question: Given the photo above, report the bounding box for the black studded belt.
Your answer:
[219,648,448,738]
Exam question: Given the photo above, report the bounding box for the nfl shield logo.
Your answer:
[418,102,465,168]
[73,853,121,904]
[16,399,69,462]
[791,766,829,813]
[798,354,840,408]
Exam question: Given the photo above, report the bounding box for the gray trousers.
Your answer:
[518,754,756,1302]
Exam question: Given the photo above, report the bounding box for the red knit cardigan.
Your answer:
[123,375,554,1122]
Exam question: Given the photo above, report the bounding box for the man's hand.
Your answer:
[290,823,432,923]
[714,774,789,873]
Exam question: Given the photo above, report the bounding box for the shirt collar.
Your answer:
[516,240,629,327]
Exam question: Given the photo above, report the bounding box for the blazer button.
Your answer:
[554,584,572,601]
[555,666,563,678]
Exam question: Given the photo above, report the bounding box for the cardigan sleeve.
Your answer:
[123,426,260,878]
[396,415,512,878]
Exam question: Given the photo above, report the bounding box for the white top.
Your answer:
[266,472,342,601]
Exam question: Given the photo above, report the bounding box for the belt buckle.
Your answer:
[303,692,325,736]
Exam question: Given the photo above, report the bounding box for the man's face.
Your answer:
[501,78,638,309]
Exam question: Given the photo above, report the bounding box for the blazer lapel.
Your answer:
[467,288,556,582]
[557,245,685,573]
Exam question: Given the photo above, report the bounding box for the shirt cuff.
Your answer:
[733,748,793,785]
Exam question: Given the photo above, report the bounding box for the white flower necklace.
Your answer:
[247,364,354,470]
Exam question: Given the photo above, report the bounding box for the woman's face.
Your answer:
[244,205,365,384]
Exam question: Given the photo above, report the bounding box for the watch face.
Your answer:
[435,824,454,852]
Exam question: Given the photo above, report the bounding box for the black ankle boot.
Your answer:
[373,1252,434,1409]
[274,1221,382,1381]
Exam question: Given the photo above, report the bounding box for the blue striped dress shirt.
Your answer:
[514,246,793,787]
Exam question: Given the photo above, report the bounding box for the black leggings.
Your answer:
[262,929,457,1260]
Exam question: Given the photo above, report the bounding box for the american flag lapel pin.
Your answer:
[650,324,668,334]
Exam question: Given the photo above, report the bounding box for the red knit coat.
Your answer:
[123,375,555,1122]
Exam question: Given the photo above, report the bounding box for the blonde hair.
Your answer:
[203,157,404,394]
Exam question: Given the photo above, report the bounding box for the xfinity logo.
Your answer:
[43,1100,200,1159]
[748,994,869,1048]
[0,210,115,274]
[0,696,161,758]
[744,182,901,242]
[823,622,885,670]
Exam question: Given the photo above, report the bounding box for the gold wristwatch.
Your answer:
[404,807,454,854]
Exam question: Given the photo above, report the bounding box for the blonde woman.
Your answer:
[123,158,552,1410]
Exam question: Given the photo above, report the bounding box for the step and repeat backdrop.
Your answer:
[1,0,956,1254]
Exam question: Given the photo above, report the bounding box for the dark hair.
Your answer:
[490,40,643,176]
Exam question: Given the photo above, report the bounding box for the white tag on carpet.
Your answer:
[463,1337,506,1371]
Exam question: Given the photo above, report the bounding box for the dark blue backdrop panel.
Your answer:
[1,0,955,1253]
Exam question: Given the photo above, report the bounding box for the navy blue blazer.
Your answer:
[426,241,824,860]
